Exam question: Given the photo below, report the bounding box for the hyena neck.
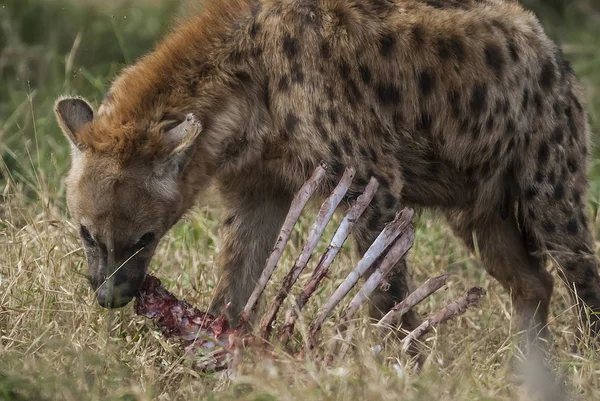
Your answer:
[104,0,269,198]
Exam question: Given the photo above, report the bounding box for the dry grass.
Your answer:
[2,0,600,400]
[1,180,600,400]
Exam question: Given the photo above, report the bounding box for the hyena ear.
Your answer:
[156,113,203,177]
[54,96,94,151]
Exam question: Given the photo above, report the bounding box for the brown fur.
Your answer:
[55,0,600,342]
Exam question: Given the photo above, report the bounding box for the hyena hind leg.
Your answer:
[445,208,555,343]
[525,198,600,338]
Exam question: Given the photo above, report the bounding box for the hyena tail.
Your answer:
[517,92,600,336]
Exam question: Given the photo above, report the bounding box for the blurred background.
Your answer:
[0,0,599,203]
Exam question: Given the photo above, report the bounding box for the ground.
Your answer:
[1,1,600,400]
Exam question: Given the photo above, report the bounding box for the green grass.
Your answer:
[1,1,600,400]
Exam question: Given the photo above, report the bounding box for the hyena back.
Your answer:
[54,0,600,342]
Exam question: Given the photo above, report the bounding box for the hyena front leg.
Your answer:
[210,181,293,323]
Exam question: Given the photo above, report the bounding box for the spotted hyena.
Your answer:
[55,0,599,342]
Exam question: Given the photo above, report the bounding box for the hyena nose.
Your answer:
[96,279,135,308]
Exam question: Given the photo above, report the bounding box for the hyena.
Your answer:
[55,0,600,342]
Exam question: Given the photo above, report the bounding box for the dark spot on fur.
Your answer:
[486,116,495,131]
[552,126,563,144]
[492,142,501,158]
[344,79,362,107]
[535,171,544,183]
[360,146,369,159]
[329,140,341,157]
[470,84,488,117]
[543,220,556,233]
[437,36,465,62]
[341,137,353,154]
[250,22,261,38]
[419,70,435,97]
[459,118,470,134]
[359,65,372,84]
[553,182,565,200]
[278,75,289,91]
[285,113,299,131]
[571,94,583,113]
[411,25,425,47]
[283,32,299,60]
[548,170,556,185]
[502,98,510,115]
[534,92,543,115]
[263,78,270,110]
[314,114,327,139]
[484,43,506,75]
[328,109,338,126]
[384,193,396,209]
[521,88,530,111]
[234,71,252,84]
[566,106,578,138]
[368,146,378,163]
[499,194,510,220]
[539,59,556,90]
[376,174,390,189]
[567,158,578,174]
[525,186,538,200]
[507,138,515,153]
[426,0,444,8]
[320,41,331,59]
[380,32,396,57]
[555,47,574,78]
[566,219,578,235]
[355,175,368,187]
[538,142,549,166]
[376,82,402,105]
[291,62,304,83]
[417,112,433,131]
[325,85,334,101]
[507,38,519,62]
[553,101,562,116]
[338,60,350,78]
[368,206,383,231]
[448,90,461,117]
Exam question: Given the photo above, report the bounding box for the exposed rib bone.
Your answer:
[279,177,379,342]
[240,164,326,323]
[308,208,414,342]
[259,167,355,339]
[401,286,486,353]
[377,274,451,328]
[338,221,415,326]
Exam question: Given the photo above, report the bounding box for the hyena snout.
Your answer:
[89,258,147,309]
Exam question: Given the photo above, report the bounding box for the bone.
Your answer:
[279,177,379,343]
[308,208,414,343]
[377,274,451,328]
[259,167,356,339]
[401,286,486,353]
[338,221,415,326]
[240,164,327,323]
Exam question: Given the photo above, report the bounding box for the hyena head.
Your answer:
[54,96,202,308]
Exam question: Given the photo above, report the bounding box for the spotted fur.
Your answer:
[55,0,600,341]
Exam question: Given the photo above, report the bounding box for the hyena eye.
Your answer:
[80,226,96,247]
[136,232,156,249]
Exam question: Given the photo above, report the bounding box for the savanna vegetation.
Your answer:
[1,1,600,400]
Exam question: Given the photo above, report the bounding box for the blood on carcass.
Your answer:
[134,275,233,354]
